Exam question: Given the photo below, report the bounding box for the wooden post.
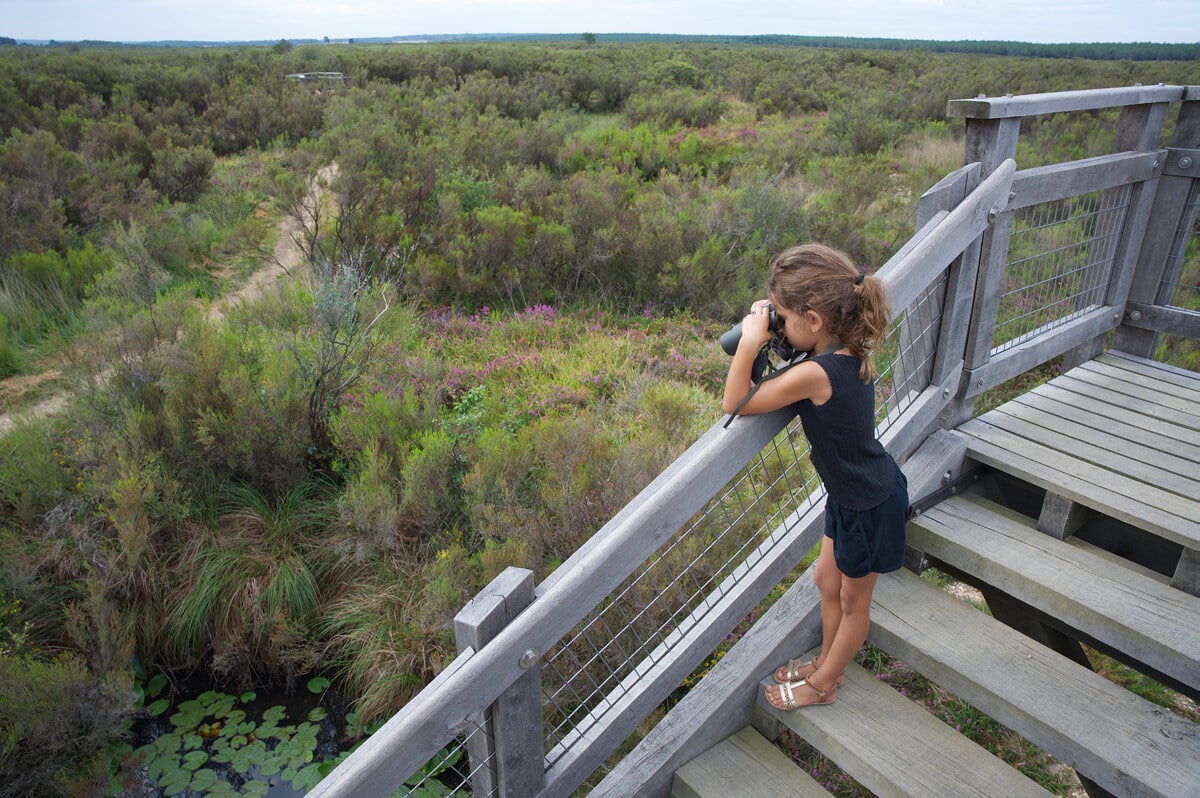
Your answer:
[941,111,1021,426]
[1112,93,1200,356]
[454,567,545,798]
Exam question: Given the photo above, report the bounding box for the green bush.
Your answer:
[0,650,131,798]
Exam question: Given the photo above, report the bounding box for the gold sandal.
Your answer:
[774,657,844,688]
[767,678,837,710]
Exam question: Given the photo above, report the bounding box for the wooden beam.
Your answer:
[947,85,1187,120]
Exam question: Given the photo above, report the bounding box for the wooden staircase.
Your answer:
[670,353,1200,798]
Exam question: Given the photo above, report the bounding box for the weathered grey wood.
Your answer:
[670,726,831,798]
[917,162,981,227]
[1007,150,1164,210]
[1016,383,1200,460]
[980,403,1199,497]
[1077,357,1200,403]
[1065,363,1200,421]
[1121,303,1200,344]
[958,419,1200,549]
[454,568,538,798]
[1173,548,1200,597]
[756,661,1055,798]
[1037,491,1092,540]
[1113,96,1200,355]
[869,569,1200,798]
[947,85,1186,120]
[962,306,1122,399]
[588,572,825,798]
[962,115,1021,178]
[907,493,1200,689]
[1102,350,1200,389]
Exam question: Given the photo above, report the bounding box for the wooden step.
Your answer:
[908,493,1200,691]
[755,661,1053,797]
[869,569,1200,798]
[670,725,831,798]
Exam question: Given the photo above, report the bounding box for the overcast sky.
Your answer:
[4,0,1197,44]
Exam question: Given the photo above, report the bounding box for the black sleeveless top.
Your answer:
[796,354,896,510]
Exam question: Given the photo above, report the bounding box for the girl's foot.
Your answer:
[765,677,837,710]
[774,656,845,689]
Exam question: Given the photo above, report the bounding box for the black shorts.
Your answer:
[824,468,909,578]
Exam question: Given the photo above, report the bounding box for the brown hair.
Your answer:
[767,243,891,382]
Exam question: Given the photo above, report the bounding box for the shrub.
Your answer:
[0,650,132,798]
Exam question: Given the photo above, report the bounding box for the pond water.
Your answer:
[125,675,355,797]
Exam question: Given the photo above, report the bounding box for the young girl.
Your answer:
[722,243,908,709]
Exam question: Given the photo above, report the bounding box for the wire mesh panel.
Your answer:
[993,186,1132,353]
[540,420,823,766]
[878,273,949,435]
[1160,178,1200,314]
[400,723,495,797]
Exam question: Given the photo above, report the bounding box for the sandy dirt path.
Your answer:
[0,165,334,436]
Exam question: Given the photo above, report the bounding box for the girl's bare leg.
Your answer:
[805,569,878,694]
[766,541,879,707]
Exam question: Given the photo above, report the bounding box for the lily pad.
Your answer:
[262,705,287,723]
[189,768,219,791]
[240,690,257,703]
[182,750,209,771]
[289,762,325,791]
[307,706,328,722]
[147,698,170,717]
[146,673,170,699]
[306,676,330,694]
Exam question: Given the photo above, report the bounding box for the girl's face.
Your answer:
[769,296,821,353]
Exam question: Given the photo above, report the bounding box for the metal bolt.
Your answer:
[988,206,1000,223]
[1153,159,1161,169]
[942,470,953,485]
[1129,309,1143,322]
[519,649,541,669]
[977,379,984,388]
[943,386,951,398]
[1180,156,1194,170]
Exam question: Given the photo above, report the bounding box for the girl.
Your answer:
[722,243,908,709]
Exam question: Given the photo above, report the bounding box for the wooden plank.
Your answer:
[963,307,1122,400]
[869,569,1200,798]
[1029,381,1200,449]
[908,494,1200,688]
[1050,372,1200,435]
[756,661,1055,798]
[671,726,831,798]
[1007,151,1164,210]
[1010,389,1200,464]
[947,85,1186,120]
[1092,352,1200,399]
[1075,358,1200,405]
[981,404,1199,498]
[957,420,1200,549]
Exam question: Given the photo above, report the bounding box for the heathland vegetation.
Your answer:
[1,40,1198,794]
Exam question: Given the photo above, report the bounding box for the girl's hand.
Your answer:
[739,299,773,351]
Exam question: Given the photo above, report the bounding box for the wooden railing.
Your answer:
[309,84,1200,798]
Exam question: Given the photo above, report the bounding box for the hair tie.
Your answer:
[854,272,865,285]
